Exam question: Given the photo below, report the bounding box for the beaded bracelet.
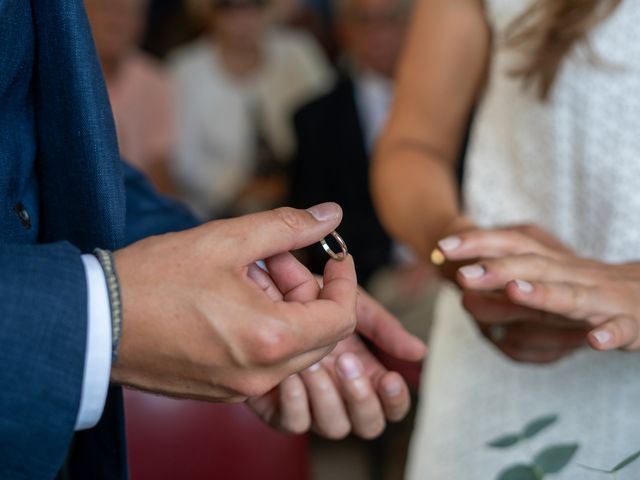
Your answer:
[93,248,123,363]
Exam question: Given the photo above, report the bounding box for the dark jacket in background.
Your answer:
[290,76,392,286]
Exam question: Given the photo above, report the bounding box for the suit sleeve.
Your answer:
[122,161,199,244]
[0,241,88,479]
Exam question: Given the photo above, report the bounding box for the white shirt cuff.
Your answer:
[75,254,113,430]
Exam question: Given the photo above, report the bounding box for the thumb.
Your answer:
[355,288,427,362]
[215,203,343,265]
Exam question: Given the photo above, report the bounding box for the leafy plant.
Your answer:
[488,414,579,480]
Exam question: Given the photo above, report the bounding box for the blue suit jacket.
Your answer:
[0,1,197,478]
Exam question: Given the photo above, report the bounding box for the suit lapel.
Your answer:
[31,0,125,252]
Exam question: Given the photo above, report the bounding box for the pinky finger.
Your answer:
[589,316,640,352]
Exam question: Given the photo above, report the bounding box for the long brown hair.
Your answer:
[506,0,622,99]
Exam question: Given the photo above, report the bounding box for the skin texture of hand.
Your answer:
[437,225,590,363]
[110,203,358,403]
[246,255,427,439]
[460,254,640,352]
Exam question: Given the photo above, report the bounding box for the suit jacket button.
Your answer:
[14,203,32,230]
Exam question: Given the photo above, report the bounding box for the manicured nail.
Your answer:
[307,203,340,222]
[514,279,534,293]
[438,236,462,252]
[307,363,322,373]
[592,330,612,345]
[337,354,362,380]
[459,264,486,279]
[383,379,402,396]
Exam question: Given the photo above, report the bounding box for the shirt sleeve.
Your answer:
[75,254,112,430]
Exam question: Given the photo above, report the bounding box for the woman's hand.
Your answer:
[437,225,591,363]
[458,252,640,352]
[246,253,427,439]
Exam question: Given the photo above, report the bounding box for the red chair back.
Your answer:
[124,389,310,480]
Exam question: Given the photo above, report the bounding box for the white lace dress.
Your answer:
[407,1,640,478]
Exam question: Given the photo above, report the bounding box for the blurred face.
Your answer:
[209,0,267,49]
[85,0,146,66]
[339,0,408,78]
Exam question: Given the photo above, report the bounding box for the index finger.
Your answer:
[276,255,358,354]
[438,229,559,262]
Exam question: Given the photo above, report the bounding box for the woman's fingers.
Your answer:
[505,279,607,324]
[478,321,588,364]
[456,253,593,292]
[437,228,563,262]
[462,290,569,325]
[589,315,640,351]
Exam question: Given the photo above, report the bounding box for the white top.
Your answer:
[464,0,640,262]
[408,1,640,478]
[169,29,332,218]
[354,69,394,150]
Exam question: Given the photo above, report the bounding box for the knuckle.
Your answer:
[274,207,304,232]
[249,325,291,365]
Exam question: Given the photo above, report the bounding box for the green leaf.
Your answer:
[534,444,579,474]
[522,414,559,440]
[497,465,538,480]
[612,448,640,472]
[488,434,521,449]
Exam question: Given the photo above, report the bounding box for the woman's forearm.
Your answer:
[371,0,489,260]
[372,144,466,259]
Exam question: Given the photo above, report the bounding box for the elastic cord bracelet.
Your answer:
[93,248,123,363]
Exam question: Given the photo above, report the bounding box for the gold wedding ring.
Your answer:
[321,231,348,261]
[430,247,446,266]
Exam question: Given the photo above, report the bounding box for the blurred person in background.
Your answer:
[85,0,176,194]
[372,0,640,478]
[291,0,417,287]
[169,0,332,219]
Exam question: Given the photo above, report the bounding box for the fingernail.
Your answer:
[383,379,402,396]
[592,329,612,345]
[337,354,362,380]
[438,236,461,252]
[459,264,485,279]
[307,362,322,373]
[515,279,534,293]
[307,203,340,222]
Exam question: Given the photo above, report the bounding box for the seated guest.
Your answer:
[169,0,332,219]
[85,0,176,194]
[290,0,411,286]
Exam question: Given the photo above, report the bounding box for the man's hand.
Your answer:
[110,203,358,402]
[246,253,427,439]
[437,225,589,363]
